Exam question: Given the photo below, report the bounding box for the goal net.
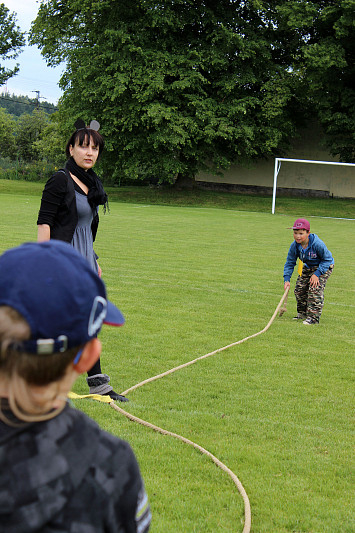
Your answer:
[271,158,355,214]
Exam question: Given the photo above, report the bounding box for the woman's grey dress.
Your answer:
[71,190,99,274]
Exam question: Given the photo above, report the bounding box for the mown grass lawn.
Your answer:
[1,180,354,532]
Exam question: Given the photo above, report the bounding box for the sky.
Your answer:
[1,0,63,105]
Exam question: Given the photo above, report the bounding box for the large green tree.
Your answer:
[30,1,354,184]
[277,0,355,161]
[0,3,25,86]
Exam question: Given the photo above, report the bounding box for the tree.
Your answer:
[30,0,308,183]
[32,116,66,166]
[0,106,16,158]
[0,3,25,86]
[283,0,355,162]
[30,1,354,184]
[16,109,50,161]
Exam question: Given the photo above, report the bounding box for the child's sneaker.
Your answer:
[293,313,306,320]
[303,317,319,325]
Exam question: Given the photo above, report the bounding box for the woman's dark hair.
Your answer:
[65,127,105,159]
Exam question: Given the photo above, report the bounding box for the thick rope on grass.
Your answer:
[279,288,289,316]
[110,402,252,533]
[121,287,290,397]
[116,288,289,533]
[71,288,289,533]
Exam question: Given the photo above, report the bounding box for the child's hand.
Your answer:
[309,274,319,288]
[284,281,290,291]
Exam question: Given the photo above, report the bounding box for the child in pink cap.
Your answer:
[283,218,334,325]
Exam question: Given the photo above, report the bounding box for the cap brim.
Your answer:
[104,301,125,327]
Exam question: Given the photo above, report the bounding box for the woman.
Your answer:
[37,120,127,401]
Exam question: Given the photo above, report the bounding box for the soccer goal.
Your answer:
[271,158,355,214]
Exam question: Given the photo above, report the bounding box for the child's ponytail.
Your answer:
[0,306,80,424]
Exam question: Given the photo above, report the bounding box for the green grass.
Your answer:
[1,180,354,532]
[1,177,355,217]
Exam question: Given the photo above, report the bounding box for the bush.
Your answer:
[0,159,56,181]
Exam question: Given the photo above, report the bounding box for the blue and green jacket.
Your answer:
[284,233,334,282]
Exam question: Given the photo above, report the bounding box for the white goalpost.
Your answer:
[271,158,355,214]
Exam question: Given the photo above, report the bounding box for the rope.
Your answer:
[72,288,290,533]
[110,402,252,533]
[117,288,289,533]
[121,288,289,396]
[279,288,289,316]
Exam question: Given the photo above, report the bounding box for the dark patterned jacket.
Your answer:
[0,403,151,533]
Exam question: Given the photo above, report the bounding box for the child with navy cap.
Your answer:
[0,240,151,532]
[283,218,334,325]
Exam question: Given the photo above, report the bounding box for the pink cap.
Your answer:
[292,218,310,231]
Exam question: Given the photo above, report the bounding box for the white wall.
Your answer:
[196,124,355,198]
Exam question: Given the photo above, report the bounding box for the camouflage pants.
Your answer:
[294,265,334,322]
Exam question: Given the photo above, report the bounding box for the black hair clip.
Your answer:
[74,119,100,131]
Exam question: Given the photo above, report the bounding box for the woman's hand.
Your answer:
[37,224,51,242]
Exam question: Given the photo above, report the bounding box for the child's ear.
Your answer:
[73,338,101,374]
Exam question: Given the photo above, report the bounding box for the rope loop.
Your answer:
[74,288,290,533]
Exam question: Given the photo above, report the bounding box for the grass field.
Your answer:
[1,180,354,532]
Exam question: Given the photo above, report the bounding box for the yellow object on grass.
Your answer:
[298,260,303,276]
[68,391,113,403]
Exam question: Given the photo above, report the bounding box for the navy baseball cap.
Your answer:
[0,241,124,354]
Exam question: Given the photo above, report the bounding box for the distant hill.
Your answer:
[0,93,57,117]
